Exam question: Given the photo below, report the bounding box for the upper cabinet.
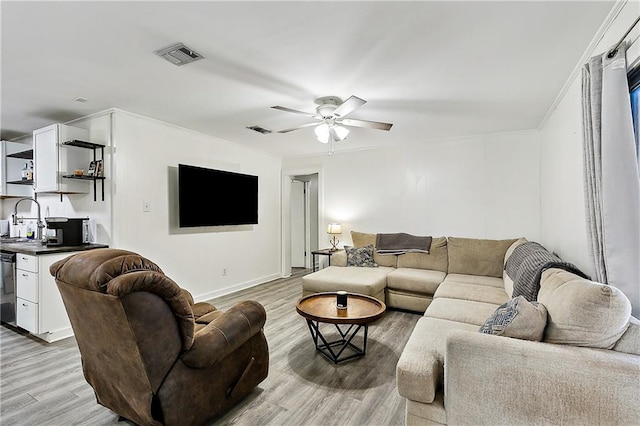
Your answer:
[1,136,34,199]
[33,124,94,195]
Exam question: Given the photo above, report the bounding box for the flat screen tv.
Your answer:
[178,164,258,227]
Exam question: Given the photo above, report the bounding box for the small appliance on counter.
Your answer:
[45,217,89,247]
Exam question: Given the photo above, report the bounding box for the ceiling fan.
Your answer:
[271,95,393,144]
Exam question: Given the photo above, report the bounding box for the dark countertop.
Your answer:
[1,241,109,256]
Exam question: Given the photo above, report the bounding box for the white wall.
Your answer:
[111,110,282,301]
[539,0,640,277]
[283,130,540,246]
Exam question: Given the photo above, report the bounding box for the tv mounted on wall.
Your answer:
[178,164,258,227]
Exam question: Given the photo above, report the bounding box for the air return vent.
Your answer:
[154,43,204,66]
[247,125,272,134]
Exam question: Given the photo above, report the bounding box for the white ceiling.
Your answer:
[1,1,615,157]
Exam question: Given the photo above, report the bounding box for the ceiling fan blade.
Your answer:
[271,105,317,118]
[340,118,393,131]
[333,95,366,118]
[277,121,319,133]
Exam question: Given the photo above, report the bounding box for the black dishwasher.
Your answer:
[1,252,16,326]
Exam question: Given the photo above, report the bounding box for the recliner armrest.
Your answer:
[181,300,266,368]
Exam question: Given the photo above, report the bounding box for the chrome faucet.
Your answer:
[13,197,45,240]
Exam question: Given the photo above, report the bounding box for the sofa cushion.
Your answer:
[613,316,640,355]
[538,268,631,349]
[479,296,547,341]
[386,268,445,295]
[351,230,376,248]
[330,250,347,267]
[396,237,448,273]
[385,289,434,313]
[396,317,478,404]
[447,237,517,278]
[301,265,392,300]
[351,231,397,267]
[442,273,504,288]
[434,281,509,305]
[424,297,500,326]
[345,245,377,267]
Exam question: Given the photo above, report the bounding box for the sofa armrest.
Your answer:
[444,330,640,425]
[181,300,266,368]
[396,351,440,404]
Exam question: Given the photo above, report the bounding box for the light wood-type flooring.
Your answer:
[0,268,421,425]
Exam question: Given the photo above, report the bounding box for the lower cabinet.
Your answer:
[16,299,38,334]
[15,252,76,342]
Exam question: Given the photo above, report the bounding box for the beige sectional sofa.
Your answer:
[301,232,640,425]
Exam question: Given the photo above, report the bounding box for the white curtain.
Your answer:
[583,41,640,317]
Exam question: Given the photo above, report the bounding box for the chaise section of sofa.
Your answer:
[398,239,640,425]
[302,231,454,311]
[397,237,517,424]
[301,262,391,302]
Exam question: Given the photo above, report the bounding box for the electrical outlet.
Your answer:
[143,201,151,212]
[222,268,227,276]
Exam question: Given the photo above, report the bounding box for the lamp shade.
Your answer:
[327,223,342,234]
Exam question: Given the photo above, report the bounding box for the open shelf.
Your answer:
[62,175,106,180]
[60,140,106,201]
[7,149,33,159]
[61,140,104,150]
[7,179,34,185]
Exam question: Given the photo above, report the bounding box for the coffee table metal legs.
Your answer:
[305,320,368,364]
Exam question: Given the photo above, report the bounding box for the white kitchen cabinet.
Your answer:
[1,137,33,198]
[33,123,90,194]
[15,252,76,342]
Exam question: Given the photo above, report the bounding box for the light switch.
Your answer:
[143,201,151,212]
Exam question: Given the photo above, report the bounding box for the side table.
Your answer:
[311,248,337,272]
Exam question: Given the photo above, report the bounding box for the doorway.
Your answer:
[290,180,307,268]
[289,173,319,270]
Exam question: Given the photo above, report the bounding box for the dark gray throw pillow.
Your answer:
[346,244,378,267]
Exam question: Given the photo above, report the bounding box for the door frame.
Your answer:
[281,167,323,277]
[290,178,311,268]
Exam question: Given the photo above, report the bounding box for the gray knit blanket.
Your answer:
[375,233,432,255]
[505,242,589,301]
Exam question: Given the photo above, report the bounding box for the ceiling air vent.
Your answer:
[247,125,272,134]
[154,43,203,66]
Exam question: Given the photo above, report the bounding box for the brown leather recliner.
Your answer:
[50,248,269,426]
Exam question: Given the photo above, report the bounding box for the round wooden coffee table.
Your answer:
[296,292,386,364]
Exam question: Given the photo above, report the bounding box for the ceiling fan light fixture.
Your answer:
[334,125,349,141]
[314,123,330,143]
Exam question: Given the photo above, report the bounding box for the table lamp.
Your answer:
[327,223,342,251]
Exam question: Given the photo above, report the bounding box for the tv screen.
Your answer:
[178,164,258,227]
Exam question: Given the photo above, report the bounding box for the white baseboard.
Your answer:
[194,272,282,303]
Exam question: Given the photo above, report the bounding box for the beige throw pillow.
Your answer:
[479,296,548,341]
[538,268,631,349]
